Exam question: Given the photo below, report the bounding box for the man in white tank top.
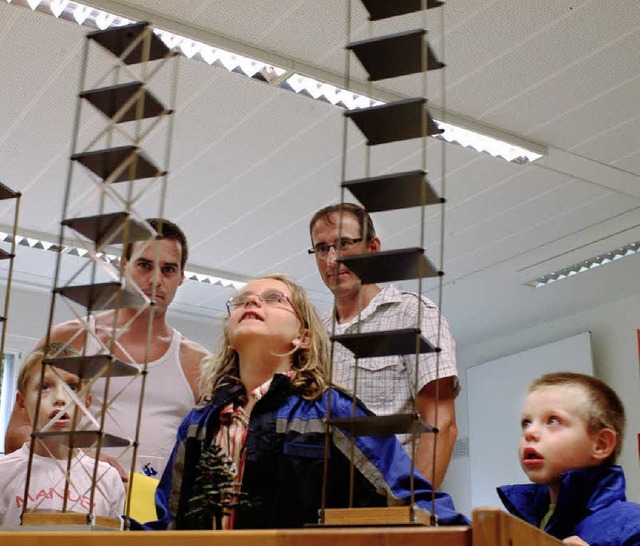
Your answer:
[5,219,210,480]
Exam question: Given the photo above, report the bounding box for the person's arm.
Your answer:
[179,339,211,402]
[562,537,590,546]
[4,402,32,453]
[407,294,459,489]
[84,450,128,481]
[331,390,468,526]
[414,377,458,489]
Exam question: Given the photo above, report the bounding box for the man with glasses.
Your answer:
[308,203,459,488]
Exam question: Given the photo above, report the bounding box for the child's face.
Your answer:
[227,278,303,355]
[17,365,89,432]
[519,385,601,486]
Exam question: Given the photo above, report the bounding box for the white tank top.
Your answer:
[86,317,195,477]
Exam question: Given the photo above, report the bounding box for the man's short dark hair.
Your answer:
[125,218,188,270]
[309,203,376,243]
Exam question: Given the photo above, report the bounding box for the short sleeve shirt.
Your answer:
[323,285,459,448]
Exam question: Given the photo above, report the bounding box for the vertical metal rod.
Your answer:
[429,0,448,525]
[21,33,91,522]
[0,192,21,381]
[321,0,353,523]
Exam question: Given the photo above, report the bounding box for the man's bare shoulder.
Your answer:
[179,336,211,362]
[178,337,211,400]
[38,319,88,349]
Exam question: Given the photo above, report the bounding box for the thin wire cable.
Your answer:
[21,34,91,522]
[123,29,179,530]
[0,192,20,400]
[320,0,352,523]
[428,2,450,525]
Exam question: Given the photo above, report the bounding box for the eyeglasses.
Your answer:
[308,237,363,258]
[226,289,294,315]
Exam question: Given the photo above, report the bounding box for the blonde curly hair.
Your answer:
[199,273,330,401]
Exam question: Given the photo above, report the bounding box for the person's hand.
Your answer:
[562,536,589,546]
[83,449,128,482]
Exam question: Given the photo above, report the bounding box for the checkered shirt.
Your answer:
[323,285,459,449]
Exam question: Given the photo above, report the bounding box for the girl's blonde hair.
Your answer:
[199,273,330,401]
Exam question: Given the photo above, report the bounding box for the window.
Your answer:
[0,351,20,454]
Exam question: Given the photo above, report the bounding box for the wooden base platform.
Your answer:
[0,525,471,546]
[323,505,433,525]
[0,509,562,546]
[21,512,122,530]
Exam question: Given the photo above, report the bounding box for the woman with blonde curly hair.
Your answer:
[147,274,466,530]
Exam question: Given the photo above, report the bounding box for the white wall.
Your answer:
[467,333,593,508]
[1,284,55,357]
[443,292,640,516]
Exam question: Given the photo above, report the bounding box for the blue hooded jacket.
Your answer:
[145,374,469,529]
[497,466,640,546]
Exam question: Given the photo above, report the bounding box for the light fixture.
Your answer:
[281,73,383,110]
[4,0,287,85]
[4,0,546,165]
[433,120,544,165]
[525,241,640,288]
[0,230,245,289]
[279,74,544,165]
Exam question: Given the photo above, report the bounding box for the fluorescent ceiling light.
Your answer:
[0,230,245,289]
[6,0,287,84]
[525,241,640,288]
[278,74,543,164]
[433,120,543,165]
[282,73,383,110]
[183,271,245,289]
[4,0,545,165]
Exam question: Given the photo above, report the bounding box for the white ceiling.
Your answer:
[0,0,639,356]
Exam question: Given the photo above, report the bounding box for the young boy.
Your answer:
[0,344,125,528]
[497,372,640,546]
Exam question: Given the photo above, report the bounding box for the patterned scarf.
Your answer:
[214,370,294,528]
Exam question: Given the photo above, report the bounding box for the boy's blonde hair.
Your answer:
[18,343,84,395]
[199,273,330,401]
[529,372,625,465]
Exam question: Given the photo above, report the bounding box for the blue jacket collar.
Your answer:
[497,466,626,535]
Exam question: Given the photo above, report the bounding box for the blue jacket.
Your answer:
[147,374,468,529]
[497,466,640,546]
